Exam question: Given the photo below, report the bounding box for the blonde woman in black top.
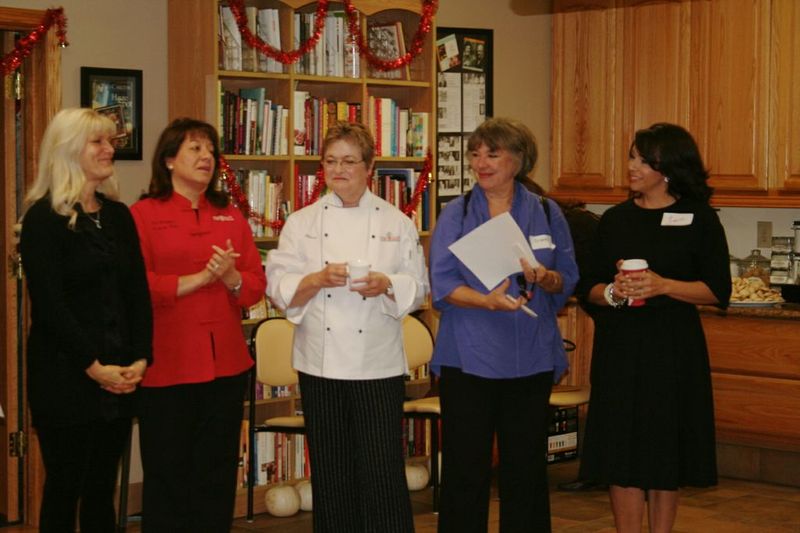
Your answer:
[21,108,152,532]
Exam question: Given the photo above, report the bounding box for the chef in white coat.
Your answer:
[266,121,428,533]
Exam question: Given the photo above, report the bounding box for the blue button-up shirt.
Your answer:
[429,182,578,380]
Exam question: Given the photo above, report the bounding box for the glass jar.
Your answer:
[793,221,800,254]
[729,254,740,278]
[771,236,793,253]
[739,249,770,284]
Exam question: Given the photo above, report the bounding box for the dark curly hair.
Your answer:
[145,118,229,207]
[630,123,713,203]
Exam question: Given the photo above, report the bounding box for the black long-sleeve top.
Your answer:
[20,193,153,428]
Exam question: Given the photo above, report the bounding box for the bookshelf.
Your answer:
[167,0,437,517]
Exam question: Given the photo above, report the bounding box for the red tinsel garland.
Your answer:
[1,7,69,77]
[343,0,437,72]
[219,151,432,232]
[228,0,436,73]
[228,0,328,65]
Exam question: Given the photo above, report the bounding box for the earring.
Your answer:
[664,176,670,183]
[167,165,173,170]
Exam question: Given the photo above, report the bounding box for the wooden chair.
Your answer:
[247,317,304,521]
[401,314,440,511]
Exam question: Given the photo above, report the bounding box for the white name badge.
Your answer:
[661,213,694,226]
[529,234,555,250]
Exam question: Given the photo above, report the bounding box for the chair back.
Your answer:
[402,314,434,371]
[251,317,297,387]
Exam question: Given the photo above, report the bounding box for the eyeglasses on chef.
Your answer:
[322,157,364,170]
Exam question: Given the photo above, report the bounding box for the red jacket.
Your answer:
[131,193,266,387]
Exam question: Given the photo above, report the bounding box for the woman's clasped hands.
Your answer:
[206,238,242,290]
[85,358,148,394]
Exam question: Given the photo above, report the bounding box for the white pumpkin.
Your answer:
[405,463,430,491]
[295,479,313,511]
[264,484,301,517]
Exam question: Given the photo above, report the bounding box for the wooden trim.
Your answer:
[0,7,61,526]
[0,7,47,29]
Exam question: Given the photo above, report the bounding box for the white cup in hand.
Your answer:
[347,259,370,287]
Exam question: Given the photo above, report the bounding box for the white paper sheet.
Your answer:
[448,212,539,290]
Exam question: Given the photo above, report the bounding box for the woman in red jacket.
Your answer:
[131,118,266,532]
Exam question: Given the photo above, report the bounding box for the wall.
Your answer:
[4,0,167,205]
[437,0,553,188]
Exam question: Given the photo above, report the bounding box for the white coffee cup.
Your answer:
[621,259,649,307]
[347,259,370,287]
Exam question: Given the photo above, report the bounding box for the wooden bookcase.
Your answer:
[167,0,437,517]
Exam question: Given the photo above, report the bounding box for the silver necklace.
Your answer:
[85,209,101,229]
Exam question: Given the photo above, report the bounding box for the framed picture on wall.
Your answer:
[435,27,493,211]
[80,67,143,160]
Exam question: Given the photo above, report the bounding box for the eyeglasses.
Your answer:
[322,157,364,170]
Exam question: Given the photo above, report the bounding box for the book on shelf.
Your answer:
[257,8,283,73]
[292,10,357,77]
[294,169,321,211]
[410,112,430,156]
[219,5,242,71]
[219,86,288,156]
[368,21,409,80]
[546,406,579,464]
[241,6,259,72]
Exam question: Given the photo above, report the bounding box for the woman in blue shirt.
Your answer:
[430,117,578,532]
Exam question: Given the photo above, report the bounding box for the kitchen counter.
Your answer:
[699,302,800,320]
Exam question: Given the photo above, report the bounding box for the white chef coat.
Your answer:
[266,190,429,380]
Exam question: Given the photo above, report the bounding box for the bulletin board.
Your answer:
[435,27,494,213]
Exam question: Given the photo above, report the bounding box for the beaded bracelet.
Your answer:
[603,283,627,308]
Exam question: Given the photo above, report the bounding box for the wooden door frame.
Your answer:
[0,6,61,526]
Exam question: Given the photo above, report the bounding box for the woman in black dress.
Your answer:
[21,108,152,531]
[578,123,731,533]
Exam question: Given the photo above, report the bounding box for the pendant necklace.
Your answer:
[86,209,102,229]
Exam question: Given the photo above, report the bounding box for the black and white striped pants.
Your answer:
[298,371,414,533]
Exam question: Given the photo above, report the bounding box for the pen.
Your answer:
[505,294,538,318]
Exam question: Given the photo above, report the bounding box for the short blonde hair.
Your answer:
[26,108,119,227]
[321,121,375,166]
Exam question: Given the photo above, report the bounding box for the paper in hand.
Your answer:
[448,212,539,290]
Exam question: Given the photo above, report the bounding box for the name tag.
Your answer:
[529,234,555,250]
[661,213,694,226]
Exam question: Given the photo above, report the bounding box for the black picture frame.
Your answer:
[435,27,494,212]
[80,67,143,160]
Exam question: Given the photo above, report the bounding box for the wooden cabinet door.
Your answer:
[688,0,770,196]
[770,0,800,193]
[619,0,691,164]
[552,0,621,200]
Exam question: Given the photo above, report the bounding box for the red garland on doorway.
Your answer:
[1,7,68,77]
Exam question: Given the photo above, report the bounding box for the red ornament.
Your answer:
[2,8,69,77]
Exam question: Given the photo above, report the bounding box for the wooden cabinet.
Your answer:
[551,0,798,207]
[702,312,800,452]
